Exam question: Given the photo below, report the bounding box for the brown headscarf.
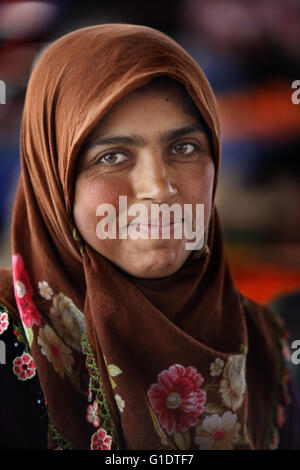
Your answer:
[0,24,283,450]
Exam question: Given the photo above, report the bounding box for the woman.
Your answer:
[0,24,299,450]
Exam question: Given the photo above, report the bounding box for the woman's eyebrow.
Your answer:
[90,124,207,148]
[163,125,207,142]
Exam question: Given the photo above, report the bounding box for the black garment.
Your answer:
[0,319,48,449]
[0,309,300,449]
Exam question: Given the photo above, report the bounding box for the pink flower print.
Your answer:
[90,428,112,450]
[12,254,41,327]
[87,377,93,402]
[276,405,286,429]
[13,329,20,340]
[147,363,206,436]
[269,428,280,450]
[13,352,36,381]
[0,312,9,334]
[86,400,100,428]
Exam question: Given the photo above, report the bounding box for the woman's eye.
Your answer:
[98,152,127,165]
[172,143,196,155]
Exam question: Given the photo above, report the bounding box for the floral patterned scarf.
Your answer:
[0,24,285,450]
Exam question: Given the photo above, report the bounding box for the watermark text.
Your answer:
[0,340,5,364]
[0,80,6,104]
[291,339,300,365]
[291,80,300,104]
[95,196,205,251]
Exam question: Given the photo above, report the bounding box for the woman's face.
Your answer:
[73,81,215,278]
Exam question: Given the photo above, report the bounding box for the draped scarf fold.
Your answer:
[0,24,281,450]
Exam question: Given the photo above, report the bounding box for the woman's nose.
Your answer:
[131,152,177,202]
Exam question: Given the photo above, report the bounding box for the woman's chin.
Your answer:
[116,247,189,279]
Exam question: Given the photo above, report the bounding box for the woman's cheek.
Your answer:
[182,163,215,222]
[74,175,130,243]
[94,178,133,223]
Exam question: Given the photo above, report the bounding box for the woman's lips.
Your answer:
[128,220,183,237]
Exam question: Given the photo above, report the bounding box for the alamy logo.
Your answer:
[291,340,300,365]
[291,80,300,104]
[0,340,5,364]
[0,80,6,104]
[95,197,205,251]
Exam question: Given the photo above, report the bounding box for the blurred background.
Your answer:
[0,0,300,378]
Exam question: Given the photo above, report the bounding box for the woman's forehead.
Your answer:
[85,78,210,146]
